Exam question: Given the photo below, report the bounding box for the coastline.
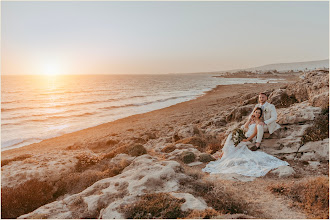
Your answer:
[1,77,292,159]
[2,70,329,219]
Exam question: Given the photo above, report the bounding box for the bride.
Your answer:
[202,107,289,177]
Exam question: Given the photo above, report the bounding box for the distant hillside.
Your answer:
[245,59,329,73]
[225,59,329,73]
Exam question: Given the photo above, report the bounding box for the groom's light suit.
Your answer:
[250,101,281,143]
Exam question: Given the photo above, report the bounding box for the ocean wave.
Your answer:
[99,95,192,110]
[3,109,77,120]
[2,112,97,126]
[1,137,41,149]
[134,95,192,106]
[1,98,120,112]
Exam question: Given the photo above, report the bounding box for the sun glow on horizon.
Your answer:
[42,62,63,76]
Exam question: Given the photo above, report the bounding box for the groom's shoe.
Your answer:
[250,144,261,151]
[250,145,258,151]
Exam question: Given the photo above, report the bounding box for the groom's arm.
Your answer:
[264,104,277,125]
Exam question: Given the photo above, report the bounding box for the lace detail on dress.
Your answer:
[202,124,289,177]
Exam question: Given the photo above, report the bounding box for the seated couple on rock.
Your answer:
[203,93,288,177]
[244,92,281,151]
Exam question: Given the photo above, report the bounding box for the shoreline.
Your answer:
[1,76,294,159]
[1,76,281,152]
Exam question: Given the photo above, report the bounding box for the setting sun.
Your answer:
[43,62,62,76]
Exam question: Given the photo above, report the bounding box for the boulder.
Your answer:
[170,192,208,211]
[310,91,329,109]
[226,105,254,122]
[176,137,207,152]
[268,89,297,108]
[298,138,329,161]
[173,125,201,141]
[242,96,258,106]
[270,166,295,178]
[277,102,321,125]
[286,71,329,103]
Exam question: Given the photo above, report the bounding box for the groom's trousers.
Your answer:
[256,124,268,143]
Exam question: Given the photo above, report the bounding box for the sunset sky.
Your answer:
[1,1,329,75]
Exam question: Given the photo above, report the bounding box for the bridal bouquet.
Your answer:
[232,128,247,147]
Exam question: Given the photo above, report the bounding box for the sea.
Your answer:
[1,74,276,151]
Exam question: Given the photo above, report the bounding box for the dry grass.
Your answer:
[128,144,147,156]
[56,158,131,197]
[2,154,131,219]
[180,167,250,216]
[122,193,188,219]
[185,208,220,219]
[1,179,54,219]
[301,108,329,145]
[205,139,222,154]
[1,154,32,167]
[269,176,329,219]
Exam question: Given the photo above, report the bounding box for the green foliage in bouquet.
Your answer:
[232,128,247,147]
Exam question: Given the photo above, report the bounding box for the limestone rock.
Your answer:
[286,70,329,103]
[277,102,321,125]
[19,155,188,219]
[110,153,135,164]
[310,91,329,109]
[173,125,201,141]
[271,166,295,178]
[165,147,201,160]
[170,192,208,211]
[226,105,254,122]
[175,136,207,152]
[188,162,204,167]
[268,89,297,108]
[298,138,329,161]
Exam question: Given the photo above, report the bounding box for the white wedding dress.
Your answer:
[202,124,289,177]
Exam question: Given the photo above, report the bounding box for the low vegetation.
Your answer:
[301,107,329,145]
[181,166,251,216]
[123,193,188,219]
[1,179,54,219]
[1,153,132,219]
[269,176,329,219]
[1,154,32,167]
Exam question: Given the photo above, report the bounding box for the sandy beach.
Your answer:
[1,77,290,159]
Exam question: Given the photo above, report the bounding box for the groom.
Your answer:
[249,92,281,151]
